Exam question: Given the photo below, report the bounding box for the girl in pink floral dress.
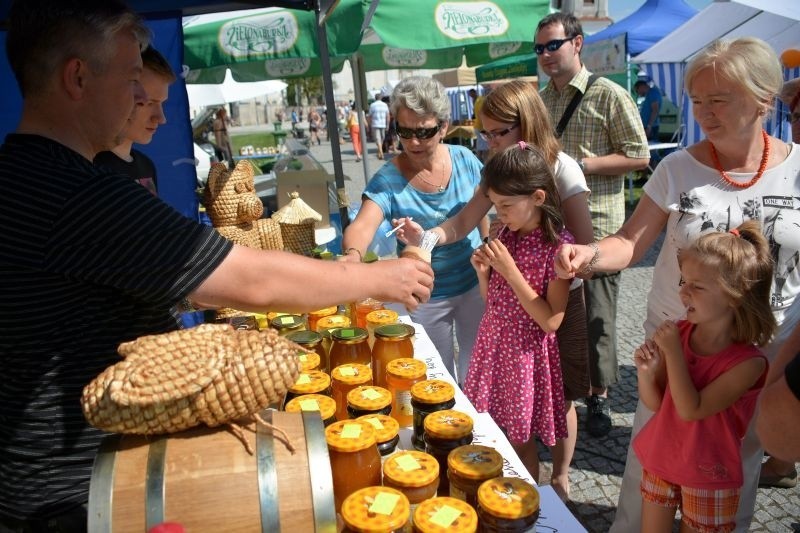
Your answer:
[463,142,573,488]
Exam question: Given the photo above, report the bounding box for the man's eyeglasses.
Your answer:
[534,36,576,55]
[479,124,519,141]
[395,122,443,140]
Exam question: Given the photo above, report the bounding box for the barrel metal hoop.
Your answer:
[302,411,337,533]
[88,434,122,533]
[257,409,280,532]
[145,437,168,530]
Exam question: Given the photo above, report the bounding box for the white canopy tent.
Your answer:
[633,0,800,146]
[186,69,287,108]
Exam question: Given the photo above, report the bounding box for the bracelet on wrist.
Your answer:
[579,242,600,274]
[344,247,363,262]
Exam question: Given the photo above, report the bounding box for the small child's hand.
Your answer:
[481,239,515,279]
[471,246,491,276]
[652,321,682,360]
[634,338,662,376]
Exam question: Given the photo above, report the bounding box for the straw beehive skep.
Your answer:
[272,192,322,255]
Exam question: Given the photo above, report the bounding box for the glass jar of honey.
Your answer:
[372,324,416,387]
[423,410,474,497]
[283,370,331,408]
[385,358,427,427]
[307,305,339,332]
[270,314,306,336]
[410,380,456,452]
[382,450,440,514]
[294,351,321,372]
[476,477,540,532]
[283,393,337,426]
[329,327,371,370]
[287,330,326,368]
[347,385,393,418]
[365,309,400,350]
[331,363,373,421]
[325,420,383,513]
[447,445,504,509]
[354,297,385,328]
[413,496,478,533]
[358,414,400,458]
[316,314,351,360]
[341,486,411,533]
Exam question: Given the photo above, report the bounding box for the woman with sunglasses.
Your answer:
[342,76,488,385]
[395,79,593,500]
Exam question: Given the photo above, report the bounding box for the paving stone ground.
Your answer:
[293,133,799,532]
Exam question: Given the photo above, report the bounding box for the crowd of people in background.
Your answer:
[0,2,798,532]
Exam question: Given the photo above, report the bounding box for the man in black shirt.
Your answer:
[0,1,433,529]
[94,46,176,195]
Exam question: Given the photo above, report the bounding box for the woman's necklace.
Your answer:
[709,129,770,189]
[411,156,448,192]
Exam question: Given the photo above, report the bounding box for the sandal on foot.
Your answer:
[758,467,797,489]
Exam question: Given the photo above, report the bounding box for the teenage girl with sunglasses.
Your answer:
[633,221,775,533]
[342,76,489,384]
[463,142,574,493]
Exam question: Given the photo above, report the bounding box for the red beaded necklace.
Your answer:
[709,129,770,189]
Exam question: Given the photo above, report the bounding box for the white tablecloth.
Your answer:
[396,315,587,532]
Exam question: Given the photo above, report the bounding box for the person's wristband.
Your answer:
[344,247,363,262]
[579,242,600,274]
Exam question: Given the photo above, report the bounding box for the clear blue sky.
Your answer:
[611,0,712,21]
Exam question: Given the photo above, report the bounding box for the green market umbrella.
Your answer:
[475,51,537,82]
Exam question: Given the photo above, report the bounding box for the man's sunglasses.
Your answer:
[479,124,519,141]
[534,36,576,55]
[395,122,443,140]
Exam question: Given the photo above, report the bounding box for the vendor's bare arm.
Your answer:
[190,244,434,311]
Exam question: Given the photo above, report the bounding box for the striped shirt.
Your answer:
[540,67,649,238]
[0,134,232,520]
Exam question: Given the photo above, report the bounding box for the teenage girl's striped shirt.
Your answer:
[0,134,233,520]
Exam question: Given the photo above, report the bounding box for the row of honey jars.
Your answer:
[326,419,383,512]
[385,358,427,427]
[372,324,415,386]
[447,445,504,509]
[411,380,457,451]
[423,409,474,497]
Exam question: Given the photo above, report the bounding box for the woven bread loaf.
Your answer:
[81,324,301,435]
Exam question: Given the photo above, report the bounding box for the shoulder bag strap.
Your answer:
[555,74,598,139]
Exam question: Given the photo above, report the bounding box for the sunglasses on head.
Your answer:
[534,36,576,55]
[395,122,443,140]
[479,124,519,141]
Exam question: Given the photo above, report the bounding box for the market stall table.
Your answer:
[392,313,587,532]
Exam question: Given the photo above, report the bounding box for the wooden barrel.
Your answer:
[88,410,336,532]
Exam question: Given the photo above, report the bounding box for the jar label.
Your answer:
[365,417,385,430]
[431,505,462,527]
[279,316,294,324]
[296,374,312,385]
[341,423,362,439]
[361,388,382,400]
[339,328,356,338]
[369,492,400,515]
[395,454,422,472]
[299,399,320,411]
[397,390,413,416]
[339,365,357,376]
[298,353,308,362]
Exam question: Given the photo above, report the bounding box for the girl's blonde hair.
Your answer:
[680,220,776,346]
[481,142,563,244]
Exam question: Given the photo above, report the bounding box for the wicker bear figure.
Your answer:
[203,160,283,251]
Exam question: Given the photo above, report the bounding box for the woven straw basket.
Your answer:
[272,192,322,256]
[81,324,301,435]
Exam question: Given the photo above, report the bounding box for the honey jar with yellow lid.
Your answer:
[347,385,393,418]
[365,308,400,350]
[316,314,351,356]
[283,393,336,426]
[287,330,326,368]
[270,313,306,336]
[447,445,504,508]
[354,297,385,328]
[412,496,478,533]
[358,414,400,457]
[410,380,456,452]
[307,305,339,332]
[329,327,371,370]
[385,358,427,427]
[294,350,321,372]
[325,420,382,512]
[331,363,373,421]
[423,410,474,497]
[372,324,416,387]
[476,477,540,531]
[382,450,440,512]
[341,486,411,533]
[283,369,331,408]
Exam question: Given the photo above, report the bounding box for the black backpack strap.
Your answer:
[555,74,598,139]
